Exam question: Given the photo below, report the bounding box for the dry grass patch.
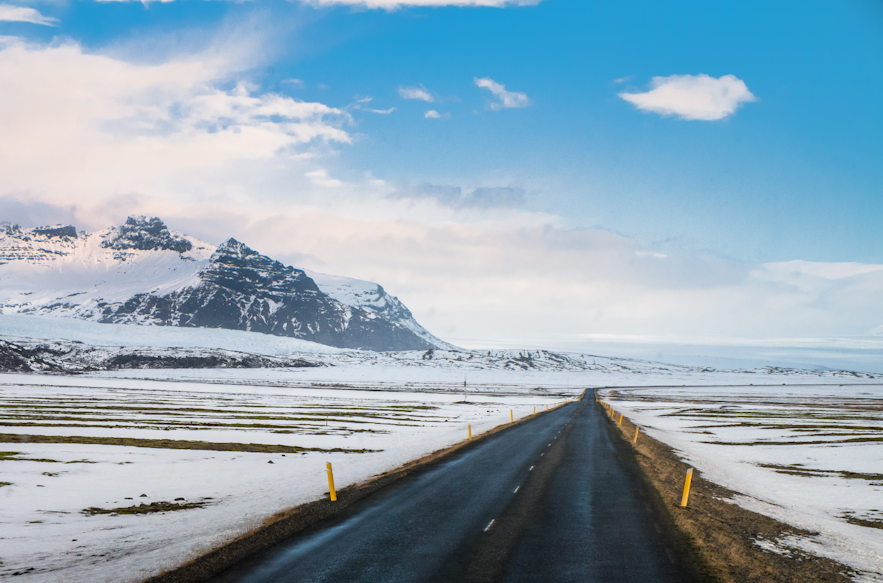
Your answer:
[0,433,378,454]
[82,500,210,516]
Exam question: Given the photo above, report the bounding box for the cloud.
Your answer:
[398,85,433,102]
[474,77,530,110]
[0,4,58,26]
[183,208,883,352]
[92,0,541,4]
[424,109,450,119]
[390,183,525,208]
[305,168,343,188]
[618,74,756,121]
[303,0,542,7]
[350,96,396,115]
[282,78,305,88]
[0,36,351,200]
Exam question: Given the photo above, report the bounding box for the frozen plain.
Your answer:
[1,313,882,583]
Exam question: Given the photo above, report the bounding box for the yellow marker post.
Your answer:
[326,462,337,502]
[633,427,640,444]
[468,425,472,440]
[533,406,536,415]
[618,413,623,425]
[510,410,514,423]
[681,468,694,507]
[546,404,549,411]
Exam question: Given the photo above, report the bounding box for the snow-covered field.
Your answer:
[0,370,579,582]
[601,384,883,582]
[2,349,882,582]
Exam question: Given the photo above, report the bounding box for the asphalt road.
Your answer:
[210,395,693,583]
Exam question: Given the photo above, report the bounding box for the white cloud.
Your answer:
[424,109,450,119]
[398,85,433,102]
[0,4,58,26]
[618,74,756,121]
[351,96,396,115]
[0,37,350,200]
[282,78,305,88]
[390,183,524,207]
[305,169,343,188]
[474,76,530,110]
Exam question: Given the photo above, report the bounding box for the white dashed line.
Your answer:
[514,486,520,493]
[484,519,496,532]
[529,465,534,471]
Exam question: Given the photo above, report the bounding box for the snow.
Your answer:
[304,270,389,311]
[0,224,454,351]
[0,228,212,322]
[0,314,341,355]
[600,384,883,582]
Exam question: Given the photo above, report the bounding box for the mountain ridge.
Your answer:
[0,216,454,352]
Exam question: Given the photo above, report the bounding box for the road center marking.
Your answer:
[484,519,495,532]
[529,465,534,471]
[514,486,520,493]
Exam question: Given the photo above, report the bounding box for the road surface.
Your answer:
[210,394,694,583]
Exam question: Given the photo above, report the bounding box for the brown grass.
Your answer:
[82,500,209,516]
[0,434,377,454]
[601,396,857,583]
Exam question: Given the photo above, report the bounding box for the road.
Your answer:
[209,394,694,583]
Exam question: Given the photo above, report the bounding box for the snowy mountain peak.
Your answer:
[216,237,249,256]
[0,217,454,352]
[102,216,192,253]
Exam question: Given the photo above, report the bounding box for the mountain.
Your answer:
[0,216,454,352]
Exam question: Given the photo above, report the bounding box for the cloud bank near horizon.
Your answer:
[3,192,883,353]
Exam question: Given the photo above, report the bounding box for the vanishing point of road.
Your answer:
[209,394,695,583]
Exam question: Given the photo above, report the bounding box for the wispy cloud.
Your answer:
[474,77,530,110]
[398,84,434,102]
[0,4,58,26]
[424,109,450,119]
[351,96,396,114]
[618,74,756,121]
[390,183,525,208]
[305,169,343,188]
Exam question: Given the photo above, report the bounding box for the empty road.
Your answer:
[210,394,693,583]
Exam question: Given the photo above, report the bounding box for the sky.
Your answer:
[1,0,883,367]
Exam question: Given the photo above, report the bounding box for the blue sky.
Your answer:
[2,0,883,363]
